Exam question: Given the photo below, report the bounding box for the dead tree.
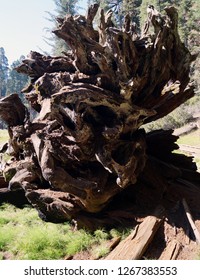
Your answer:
[0,5,199,226]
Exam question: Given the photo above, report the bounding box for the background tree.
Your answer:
[47,0,79,55]
[0,47,9,98]
[177,0,194,46]
[121,0,142,27]
[6,56,29,102]
[187,1,200,94]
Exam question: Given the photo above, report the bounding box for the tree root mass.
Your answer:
[0,5,199,236]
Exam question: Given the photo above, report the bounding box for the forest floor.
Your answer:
[0,130,8,146]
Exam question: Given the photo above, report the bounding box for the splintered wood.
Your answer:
[182,198,200,244]
[105,207,165,260]
[159,240,182,260]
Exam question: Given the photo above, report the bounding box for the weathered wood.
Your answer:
[0,94,29,126]
[107,236,122,251]
[0,185,29,207]
[182,198,200,244]
[159,239,182,260]
[0,176,7,188]
[105,206,165,260]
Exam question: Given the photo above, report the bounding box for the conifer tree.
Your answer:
[6,56,29,102]
[0,47,9,98]
[48,0,79,55]
[121,0,141,27]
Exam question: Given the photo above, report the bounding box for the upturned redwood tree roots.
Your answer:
[0,5,199,227]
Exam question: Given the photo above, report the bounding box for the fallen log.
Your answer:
[159,239,182,260]
[105,206,165,260]
[182,198,200,244]
[0,186,29,208]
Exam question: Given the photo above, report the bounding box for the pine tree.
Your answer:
[6,56,29,102]
[0,47,9,98]
[50,0,79,55]
[54,0,78,17]
[187,0,200,93]
[121,0,142,27]
[176,0,193,46]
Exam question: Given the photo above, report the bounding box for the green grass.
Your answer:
[176,130,200,171]
[0,204,129,260]
[0,130,9,145]
[92,242,110,259]
[177,130,200,146]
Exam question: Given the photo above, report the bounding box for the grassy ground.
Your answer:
[0,130,9,145]
[176,130,200,146]
[0,203,129,260]
[176,130,200,171]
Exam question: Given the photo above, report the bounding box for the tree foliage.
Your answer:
[0,47,9,98]
[6,56,29,102]
[48,0,79,55]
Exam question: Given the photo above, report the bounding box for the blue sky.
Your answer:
[0,0,88,64]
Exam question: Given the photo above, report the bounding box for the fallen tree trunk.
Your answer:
[105,206,164,260]
[182,198,200,244]
[0,176,29,207]
[159,239,182,260]
[0,4,198,226]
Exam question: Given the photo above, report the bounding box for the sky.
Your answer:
[0,0,88,65]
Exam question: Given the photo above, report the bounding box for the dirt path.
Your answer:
[178,144,200,157]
